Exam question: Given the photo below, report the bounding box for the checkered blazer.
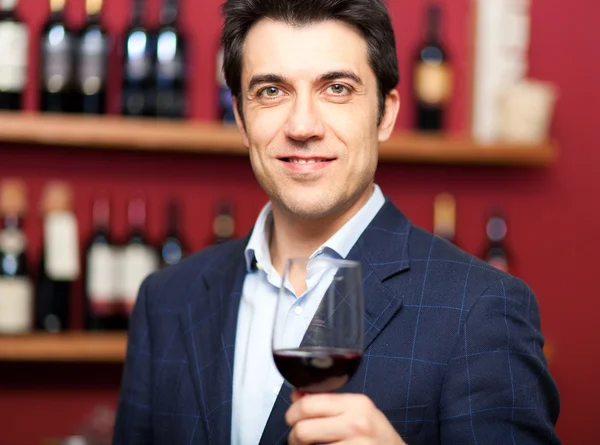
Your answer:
[113,199,560,444]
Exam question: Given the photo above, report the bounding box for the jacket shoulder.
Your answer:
[405,225,526,307]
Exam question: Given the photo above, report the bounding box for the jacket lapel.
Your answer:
[259,199,412,445]
[179,237,249,445]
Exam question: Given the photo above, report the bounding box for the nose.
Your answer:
[284,93,326,142]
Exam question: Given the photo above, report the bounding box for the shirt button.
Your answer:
[273,386,280,395]
[256,262,263,271]
[294,306,303,315]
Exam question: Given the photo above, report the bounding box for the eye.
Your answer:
[259,87,281,98]
[327,84,349,95]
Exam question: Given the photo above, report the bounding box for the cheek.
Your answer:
[246,104,289,144]
[325,108,377,162]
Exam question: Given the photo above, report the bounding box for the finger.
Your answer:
[286,393,348,426]
[288,417,346,445]
[291,389,306,403]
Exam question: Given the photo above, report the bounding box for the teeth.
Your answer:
[290,159,320,164]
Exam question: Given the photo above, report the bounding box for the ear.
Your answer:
[377,89,400,142]
[233,97,250,148]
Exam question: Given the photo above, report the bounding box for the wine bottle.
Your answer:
[413,3,453,132]
[0,0,28,110]
[75,0,108,114]
[155,0,186,118]
[40,0,77,113]
[118,196,158,322]
[160,199,187,267]
[212,201,235,245]
[483,210,510,273]
[216,45,235,124]
[85,196,124,330]
[36,181,80,333]
[0,179,33,334]
[121,0,154,117]
[433,193,456,245]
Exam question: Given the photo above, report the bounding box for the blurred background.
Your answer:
[0,0,597,443]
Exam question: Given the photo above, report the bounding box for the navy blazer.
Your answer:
[113,199,560,444]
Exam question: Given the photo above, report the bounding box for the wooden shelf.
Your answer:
[0,332,127,363]
[0,111,556,166]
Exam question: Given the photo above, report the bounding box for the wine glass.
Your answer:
[272,257,364,393]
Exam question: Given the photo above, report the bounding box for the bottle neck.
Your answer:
[131,0,144,26]
[424,5,441,43]
[166,201,180,235]
[92,199,110,231]
[2,214,21,230]
[159,0,178,27]
[128,198,146,234]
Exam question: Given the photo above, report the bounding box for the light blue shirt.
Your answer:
[231,185,386,445]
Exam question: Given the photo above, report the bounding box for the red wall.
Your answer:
[1,0,598,443]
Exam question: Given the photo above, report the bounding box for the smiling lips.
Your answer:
[279,156,336,172]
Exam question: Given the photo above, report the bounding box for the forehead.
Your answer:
[241,19,371,83]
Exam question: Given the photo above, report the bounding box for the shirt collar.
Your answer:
[244,202,273,272]
[244,184,386,272]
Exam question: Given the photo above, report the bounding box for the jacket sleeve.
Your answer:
[113,276,154,445]
[438,276,561,444]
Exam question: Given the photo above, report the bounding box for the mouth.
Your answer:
[278,156,337,173]
[279,156,336,164]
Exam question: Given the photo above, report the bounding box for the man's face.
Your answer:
[236,19,398,220]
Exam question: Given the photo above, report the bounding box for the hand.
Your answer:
[285,390,407,445]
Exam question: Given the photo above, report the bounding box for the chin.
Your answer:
[279,195,344,220]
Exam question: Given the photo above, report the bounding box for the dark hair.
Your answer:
[220,0,400,123]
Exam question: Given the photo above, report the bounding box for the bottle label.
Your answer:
[118,244,158,314]
[414,63,453,106]
[44,211,80,281]
[78,29,107,94]
[43,27,73,92]
[86,244,116,316]
[0,21,28,92]
[0,228,26,255]
[0,277,33,334]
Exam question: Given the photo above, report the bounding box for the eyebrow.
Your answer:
[317,71,363,85]
[247,70,364,92]
[248,74,287,92]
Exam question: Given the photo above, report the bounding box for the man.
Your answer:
[113,0,560,443]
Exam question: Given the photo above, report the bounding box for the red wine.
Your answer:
[35,182,80,333]
[413,4,452,131]
[121,0,155,117]
[155,0,187,118]
[0,180,33,334]
[40,0,77,113]
[273,347,362,393]
[0,0,28,110]
[119,196,158,322]
[75,0,108,114]
[85,196,126,330]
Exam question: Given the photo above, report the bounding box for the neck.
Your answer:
[269,183,374,275]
